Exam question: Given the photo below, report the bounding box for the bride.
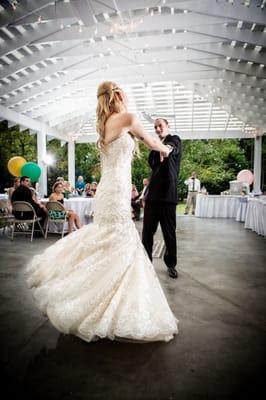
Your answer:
[26,81,178,343]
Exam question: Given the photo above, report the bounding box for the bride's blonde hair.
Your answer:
[96,81,124,152]
[96,81,139,156]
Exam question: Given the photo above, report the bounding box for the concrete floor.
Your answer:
[0,217,265,400]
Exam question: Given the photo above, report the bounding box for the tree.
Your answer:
[132,143,150,191]
[0,121,37,192]
[179,139,249,198]
[75,143,101,183]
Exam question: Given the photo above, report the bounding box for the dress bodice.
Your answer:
[94,133,135,226]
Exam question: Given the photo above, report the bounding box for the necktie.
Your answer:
[192,179,195,191]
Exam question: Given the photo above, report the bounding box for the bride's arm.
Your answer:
[122,113,170,156]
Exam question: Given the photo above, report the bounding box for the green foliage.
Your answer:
[0,121,37,191]
[132,143,150,191]
[75,143,101,183]
[179,139,249,198]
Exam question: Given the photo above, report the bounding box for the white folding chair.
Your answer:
[45,201,68,239]
[11,201,44,242]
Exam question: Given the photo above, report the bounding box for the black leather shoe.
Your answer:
[168,267,178,279]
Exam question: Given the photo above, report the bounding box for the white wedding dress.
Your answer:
[26,133,178,343]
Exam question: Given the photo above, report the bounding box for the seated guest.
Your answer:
[49,182,82,233]
[56,176,65,183]
[11,176,47,228]
[138,177,149,208]
[90,181,98,196]
[131,184,141,221]
[63,180,76,198]
[7,177,20,211]
[75,175,85,196]
[84,183,94,198]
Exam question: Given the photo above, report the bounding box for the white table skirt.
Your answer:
[42,198,94,228]
[244,198,266,237]
[195,194,246,219]
[236,197,248,222]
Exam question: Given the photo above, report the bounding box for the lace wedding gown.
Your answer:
[26,133,178,342]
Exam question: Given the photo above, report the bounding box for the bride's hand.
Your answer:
[160,145,172,162]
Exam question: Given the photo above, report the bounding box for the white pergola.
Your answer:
[0,0,265,195]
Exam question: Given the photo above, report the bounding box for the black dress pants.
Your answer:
[142,202,177,268]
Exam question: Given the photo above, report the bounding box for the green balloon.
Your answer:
[21,162,41,182]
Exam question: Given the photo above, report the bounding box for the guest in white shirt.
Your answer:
[184,171,201,215]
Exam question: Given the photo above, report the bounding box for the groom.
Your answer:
[142,118,182,279]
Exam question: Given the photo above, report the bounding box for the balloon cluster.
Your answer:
[7,156,41,182]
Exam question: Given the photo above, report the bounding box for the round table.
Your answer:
[244,197,266,237]
[195,194,247,219]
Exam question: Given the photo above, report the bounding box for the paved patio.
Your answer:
[0,217,265,400]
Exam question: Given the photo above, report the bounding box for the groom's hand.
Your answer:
[160,145,173,162]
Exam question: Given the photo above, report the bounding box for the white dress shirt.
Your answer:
[184,178,201,192]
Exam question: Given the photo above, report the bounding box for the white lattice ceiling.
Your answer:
[0,0,265,142]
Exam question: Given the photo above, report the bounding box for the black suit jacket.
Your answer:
[11,185,35,205]
[11,185,41,216]
[146,134,182,204]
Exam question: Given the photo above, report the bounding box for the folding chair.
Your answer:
[11,201,44,242]
[0,199,14,235]
[45,201,68,239]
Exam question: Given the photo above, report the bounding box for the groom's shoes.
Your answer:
[167,267,178,279]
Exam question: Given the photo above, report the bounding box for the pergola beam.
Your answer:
[189,42,266,66]
[0,104,66,140]
[0,19,77,59]
[0,41,79,80]
[169,0,266,26]
[189,26,266,47]
[190,58,266,79]
[76,129,256,142]
[0,55,96,96]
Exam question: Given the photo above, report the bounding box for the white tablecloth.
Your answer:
[244,197,266,237]
[42,198,94,225]
[195,194,246,219]
[236,197,248,222]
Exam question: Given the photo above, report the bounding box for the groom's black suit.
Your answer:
[142,134,182,269]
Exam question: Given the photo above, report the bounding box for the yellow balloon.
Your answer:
[7,156,27,177]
